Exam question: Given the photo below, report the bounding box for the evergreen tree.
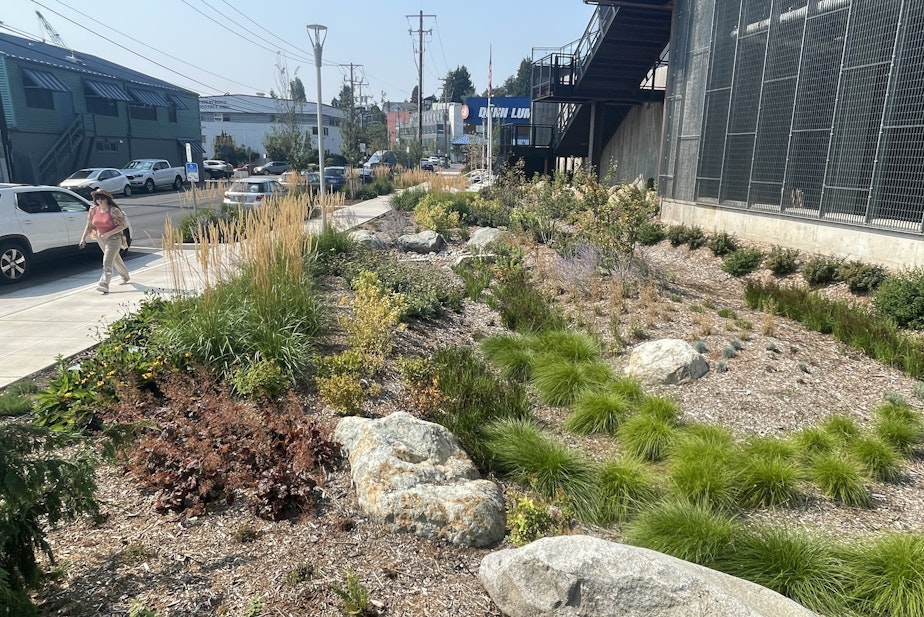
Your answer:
[289,76,307,103]
[442,66,476,102]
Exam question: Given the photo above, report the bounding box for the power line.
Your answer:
[42,0,262,94]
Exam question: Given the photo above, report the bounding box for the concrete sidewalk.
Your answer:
[0,197,392,388]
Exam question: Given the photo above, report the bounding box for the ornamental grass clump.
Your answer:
[528,330,602,363]
[873,401,924,454]
[625,498,740,568]
[845,533,924,617]
[718,526,847,616]
[593,457,661,525]
[820,414,861,445]
[734,450,802,508]
[850,436,903,482]
[530,356,613,407]
[479,334,535,381]
[668,427,739,510]
[565,388,635,435]
[485,418,597,518]
[618,412,678,462]
[808,452,870,507]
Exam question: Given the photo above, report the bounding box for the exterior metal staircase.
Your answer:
[36,114,86,184]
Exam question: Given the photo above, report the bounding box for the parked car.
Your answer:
[234,163,257,175]
[0,184,132,284]
[359,150,397,183]
[59,168,132,198]
[324,166,346,191]
[222,178,287,207]
[202,159,234,179]
[438,156,448,168]
[253,161,289,175]
[420,158,435,172]
[121,159,186,193]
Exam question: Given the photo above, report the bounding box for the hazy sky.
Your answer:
[3,0,597,103]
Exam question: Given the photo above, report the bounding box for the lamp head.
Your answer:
[306,24,328,46]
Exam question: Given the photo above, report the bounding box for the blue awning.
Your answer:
[22,68,69,92]
[128,87,169,107]
[167,94,189,110]
[177,138,205,155]
[85,79,132,101]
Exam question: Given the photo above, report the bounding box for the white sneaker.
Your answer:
[96,284,109,294]
[120,277,131,285]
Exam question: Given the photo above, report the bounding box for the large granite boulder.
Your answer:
[349,229,387,250]
[334,412,505,548]
[479,536,819,617]
[625,338,709,385]
[397,230,447,254]
[468,227,512,253]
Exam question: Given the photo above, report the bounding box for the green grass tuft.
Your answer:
[480,334,536,381]
[0,379,37,416]
[625,499,740,567]
[528,330,602,363]
[565,389,634,435]
[874,402,924,455]
[809,452,870,507]
[793,428,837,458]
[719,526,847,615]
[618,413,678,462]
[668,429,738,509]
[820,414,861,445]
[485,418,597,517]
[637,396,680,423]
[530,356,613,407]
[735,452,802,508]
[845,533,924,617]
[850,436,903,483]
[592,457,661,525]
[741,436,797,461]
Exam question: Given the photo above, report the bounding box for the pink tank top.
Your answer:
[92,207,117,234]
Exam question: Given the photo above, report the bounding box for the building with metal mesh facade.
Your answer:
[659,0,924,262]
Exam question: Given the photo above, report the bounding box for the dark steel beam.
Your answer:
[583,0,673,11]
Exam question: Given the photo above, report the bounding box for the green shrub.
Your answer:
[531,357,612,407]
[666,224,691,247]
[668,428,738,509]
[809,452,870,507]
[764,246,800,277]
[845,533,924,617]
[0,380,36,417]
[838,260,888,294]
[506,492,572,545]
[593,457,660,524]
[330,566,371,617]
[487,269,566,333]
[685,226,707,250]
[390,187,426,212]
[229,358,289,398]
[636,220,666,245]
[802,255,842,288]
[529,330,602,363]
[707,232,739,257]
[719,527,847,615]
[875,268,924,330]
[820,414,861,445]
[625,499,740,567]
[1,424,98,615]
[722,248,764,277]
[466,195,510,228]
[452,257,493,301]
[414,194,461,236]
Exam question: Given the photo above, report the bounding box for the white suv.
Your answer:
[0,184,132,284]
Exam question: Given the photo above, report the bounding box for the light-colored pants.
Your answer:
[96,235,129,289]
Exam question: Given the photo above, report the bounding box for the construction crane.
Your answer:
[35,10,80,62]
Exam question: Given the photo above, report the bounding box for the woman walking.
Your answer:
[78,188,130,293]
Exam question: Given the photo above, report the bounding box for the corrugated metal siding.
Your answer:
[0,56,16,129]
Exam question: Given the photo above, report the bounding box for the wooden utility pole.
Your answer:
[407,11,434,144]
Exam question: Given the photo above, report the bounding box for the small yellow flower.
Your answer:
[184,352,192,358]
[96,380,105,387]
[107,370,116,376]
[142,372,153,380]
[63,392,73,398]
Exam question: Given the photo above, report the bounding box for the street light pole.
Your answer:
[307,24,328,228]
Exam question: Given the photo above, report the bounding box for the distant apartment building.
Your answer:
[200,94,344,163]
[0,32,200,184]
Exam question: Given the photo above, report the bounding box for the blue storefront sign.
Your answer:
[460,97,531,124]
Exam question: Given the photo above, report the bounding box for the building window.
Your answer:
[312,127,329,135]
[129,103,157,121]
[95,140,120,152]
[24,86,54,109]
[213,113,231,122]
[85,89,119,117]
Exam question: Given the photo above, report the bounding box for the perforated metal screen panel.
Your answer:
[660,0,924,233]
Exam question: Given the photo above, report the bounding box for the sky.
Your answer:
[1,0,597,104]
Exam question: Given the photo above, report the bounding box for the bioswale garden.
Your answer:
[2,163,924,616]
